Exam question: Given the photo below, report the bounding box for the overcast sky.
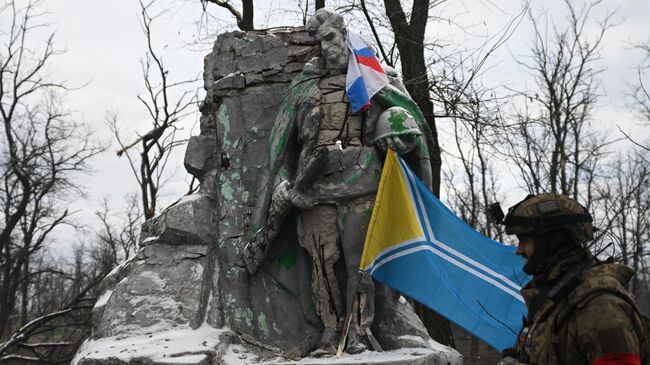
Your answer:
[33,0,650,258]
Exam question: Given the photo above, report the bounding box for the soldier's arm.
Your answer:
[573,293,643,365]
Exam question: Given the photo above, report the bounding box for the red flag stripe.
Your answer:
[355,55,384,74]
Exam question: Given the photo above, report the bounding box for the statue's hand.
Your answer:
[375,134,418,155]
[288,188,315,209]
[270,180,292,214]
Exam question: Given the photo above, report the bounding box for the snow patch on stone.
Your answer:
[264,347,441,364]
[72,323,226,365]
[398,334,427,345]
[142,236,160,244]
[177,194,206,204]
[428,339,452,353]
[139,270,166,288]
[94,290,113,309]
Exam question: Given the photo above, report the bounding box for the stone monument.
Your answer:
[72,9,462,365]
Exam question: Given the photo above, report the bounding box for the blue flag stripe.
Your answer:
[353,47,375,57]
[370,251,524,350]
[346,77,369,112]
[368,241,525,303]
[398,156,524,293]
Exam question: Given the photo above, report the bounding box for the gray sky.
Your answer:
[37,0,649,258]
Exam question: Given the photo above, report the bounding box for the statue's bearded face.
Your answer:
[316,25,349,73]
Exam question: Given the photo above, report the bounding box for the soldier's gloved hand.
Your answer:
[288,188,315,209]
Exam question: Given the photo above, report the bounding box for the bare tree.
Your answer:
[0,260,102,364]
[0,197,141,363]
[89,196,141,275]
[592,150,650,294]
[0,0,103,339]
[498,0,614,202]
[200,0,254,30]
[623,41,650,152]
[112,0,198,220]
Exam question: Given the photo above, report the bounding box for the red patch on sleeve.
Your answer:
[591,353,641,365]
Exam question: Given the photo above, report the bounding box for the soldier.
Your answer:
[244,8,435,354]
[496,193,648,365]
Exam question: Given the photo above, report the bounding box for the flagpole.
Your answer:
[336,271,364,358]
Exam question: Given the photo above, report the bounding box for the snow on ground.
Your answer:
[73,318,459,365]
[71,323,227,365]
[221,344,451,364]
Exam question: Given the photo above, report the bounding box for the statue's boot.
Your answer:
[371,283,434,350]
[345,325,369,354]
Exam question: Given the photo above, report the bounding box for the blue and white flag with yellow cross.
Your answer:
[360,149,531,351]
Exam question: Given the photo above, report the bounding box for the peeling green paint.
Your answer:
[267,76,319,170]
[257,312,270,336]
[221,180,234,200]
[272,322,282,334]
[345,172,361,186]
[224,293,237,307]
[226,266,243,279]
[242,191,249,203]
[364,152,375,167]
[235,307,254,327]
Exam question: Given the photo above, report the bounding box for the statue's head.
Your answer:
[307,8,349,73]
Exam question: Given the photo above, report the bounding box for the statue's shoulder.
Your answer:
[383,65,403,86]
[383,64,400,78]
[301,56,327,77]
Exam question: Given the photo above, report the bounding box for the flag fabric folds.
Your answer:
[345,32,389,113]
[360,149,531,351]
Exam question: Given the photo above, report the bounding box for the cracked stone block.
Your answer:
[184,135,217,178]
[214,73,246,90]
[92,244,208,338]
[141,194,216,246]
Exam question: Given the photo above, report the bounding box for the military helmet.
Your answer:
[503,193,594,244]
[373,107,422,141]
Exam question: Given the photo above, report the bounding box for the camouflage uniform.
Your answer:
[515,250,648,364]
[492,193,649,365]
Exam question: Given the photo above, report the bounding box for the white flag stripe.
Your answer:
[398,158,523,292]
[362,236,427,272]
[368,243,526,303]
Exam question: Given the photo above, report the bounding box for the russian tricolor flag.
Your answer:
[346,32,390,113]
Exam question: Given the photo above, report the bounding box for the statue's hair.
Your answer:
[306,8,346,35]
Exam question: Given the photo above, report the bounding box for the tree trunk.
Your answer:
[383,0,452,347]
[242,0,254,30]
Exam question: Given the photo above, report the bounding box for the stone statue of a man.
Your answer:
[245,8,435,354]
